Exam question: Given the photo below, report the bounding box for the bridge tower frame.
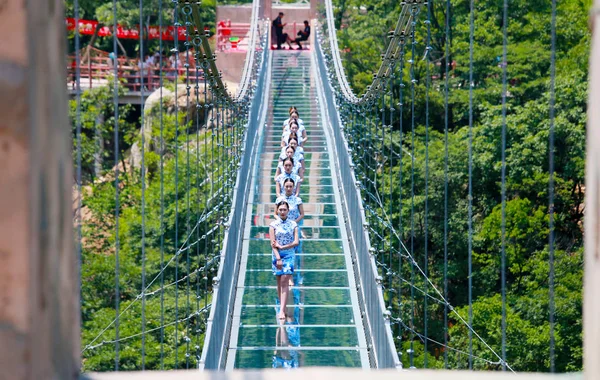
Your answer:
[0,0,78,379]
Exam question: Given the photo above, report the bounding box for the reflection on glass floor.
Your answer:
[226,51,369,369]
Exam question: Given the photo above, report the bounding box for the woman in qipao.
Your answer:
[279,139,305,172]
[283,111,306,141]
[275,146,303,180]
[276,178,305,284]
[275,158,301,197]
[281,122,305,147]
[270,200,299,321]
[275,179,304,223]
[279,138,304,160]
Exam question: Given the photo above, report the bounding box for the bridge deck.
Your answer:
[226,50,370,369]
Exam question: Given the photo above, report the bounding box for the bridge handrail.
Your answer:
[322,0,424,106]
[179,0,264,105]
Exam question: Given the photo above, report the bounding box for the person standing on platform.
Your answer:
[273,12,291,50]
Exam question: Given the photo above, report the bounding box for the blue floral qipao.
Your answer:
[275,195,303,222]
[272,351,299,369]
[275,173,302,195]
[285,288,302,346]
[276,194,304,272]
[270,217,297,276]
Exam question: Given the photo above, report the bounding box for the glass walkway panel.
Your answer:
[226,51,370,369]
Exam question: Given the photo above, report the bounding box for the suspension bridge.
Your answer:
[0,0,597,378]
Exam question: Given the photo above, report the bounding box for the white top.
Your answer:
[282,131,305,146]
[275,172,302,194]
[283,117,304,127]
[169,55,182,68]
[275,195,303,221]
[284,124,306,135]
[277,160,302,176]
[279,146,304,161]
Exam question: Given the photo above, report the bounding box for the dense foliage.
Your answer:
[332,0,587,372]
[74,79,231,370]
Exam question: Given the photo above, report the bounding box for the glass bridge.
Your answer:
[225,51,370,369]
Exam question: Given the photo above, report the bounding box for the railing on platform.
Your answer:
[216,22,251,51]
[67,55,200,92]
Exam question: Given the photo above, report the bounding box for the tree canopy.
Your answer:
[333,0,588,371]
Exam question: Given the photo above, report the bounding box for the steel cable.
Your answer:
[443,0,451,369]
[548,0,558,372]
[500,0,510,371]
[112,0,121,369]
[158,0,166,369]
[467,0,475,368]
[139,0,147,368]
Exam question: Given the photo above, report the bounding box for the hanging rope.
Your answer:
[500,0,510,371]
[548,0,558,372]
[111,0,121,370]
[443,0,451,369]
[467,0,475,369]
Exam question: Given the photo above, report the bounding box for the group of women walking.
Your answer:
[269,106,307,323]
